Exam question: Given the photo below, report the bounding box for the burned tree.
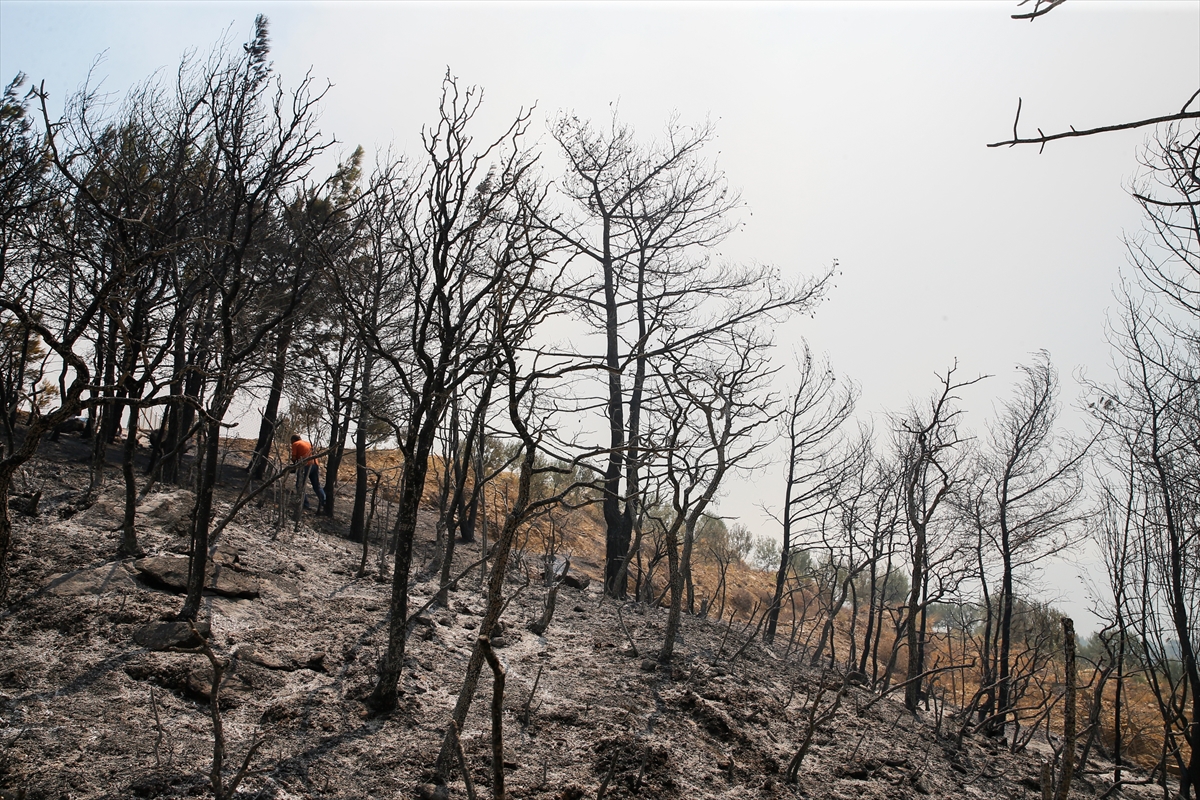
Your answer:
[352,75,558,714]
[975,352,1088,736]
[896,364,981,712]
[178,16,331,622]
[654,327,781,663]
[764,345,856,645]
[545,111,830,597]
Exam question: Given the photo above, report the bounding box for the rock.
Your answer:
[181,660,258,707]
[78,496,124,526]
[133,556,190,591]
[208,564,259,599]
[44,562,140,596]
[640,659,658,672]
[10,490,41,516]
[133,620,211,651]
[138,490,194,531]
[50,416,87,439]
[416,784,449,800]
[211,543,239,565]
[490,636,509,648]
[262,573,300,598]
[236,646,323,673]
[561,572,591,590]
[134,555,259,599]
[237,645,292,671]
[183,665,216,699]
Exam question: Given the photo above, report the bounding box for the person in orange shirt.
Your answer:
[290,434,326,512]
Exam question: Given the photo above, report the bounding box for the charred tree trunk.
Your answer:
[248,323,291,481]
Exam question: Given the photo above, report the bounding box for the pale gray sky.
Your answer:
[4,0,1197,629]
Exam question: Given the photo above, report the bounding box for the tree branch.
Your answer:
[989,108,1200,151]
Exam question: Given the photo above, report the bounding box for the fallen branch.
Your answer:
[403,555,489,639]
[210,458,306,543]
[859,659,976,714]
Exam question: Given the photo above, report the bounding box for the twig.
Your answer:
[727,601,770,666]
[714,606,738,660]
[596,747,620,800]
[859,659,975,714]
[529,580,561,636]
[1011,0,1066,21]
[447,719,478,800]
[633,743,650,790]
[615,604,639,658]
[150,687,164,769]
[988,108,1200,149]
[210,459,304,543]
[1098,776,1158,800]
[529,559,568,636]
[403,555,488,639]
[172,623,265,800]
[848,729,868,763]
[519,665,544,726]
[786,671,849,782]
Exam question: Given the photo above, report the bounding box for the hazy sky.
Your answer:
[3,1,1198,629]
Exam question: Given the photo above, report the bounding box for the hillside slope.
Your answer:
[0,442,1150,800]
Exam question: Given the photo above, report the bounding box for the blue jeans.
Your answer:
[297,464,326,509]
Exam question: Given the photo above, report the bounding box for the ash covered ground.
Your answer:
[0,440,1152,799]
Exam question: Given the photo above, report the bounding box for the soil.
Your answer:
[0,436,1160,799]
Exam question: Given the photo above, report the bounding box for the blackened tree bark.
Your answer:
[248,320,292,481]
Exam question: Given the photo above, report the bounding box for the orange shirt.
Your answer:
[291,439,318,465]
